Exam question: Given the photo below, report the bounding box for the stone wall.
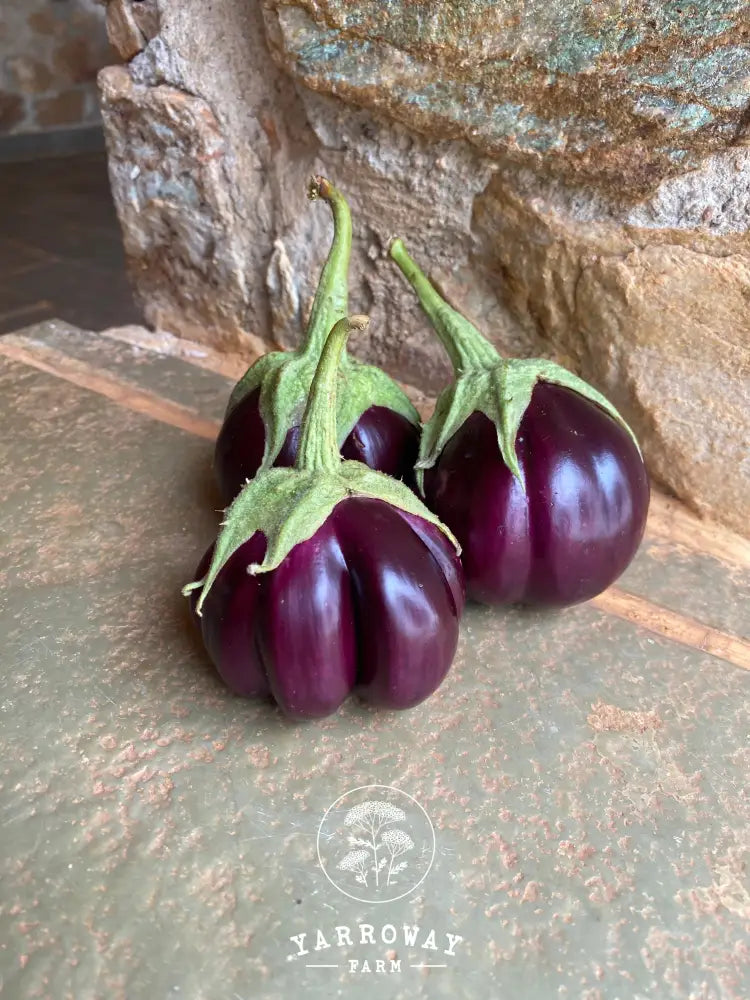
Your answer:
[97,0,750,535]
[0,0,111,135]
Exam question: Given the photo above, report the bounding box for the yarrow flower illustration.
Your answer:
[381,829,413,851]
[337,799,414,890]
[319,786,436,903]
[337,849,371,886]
[380,828,414,886]
[344,801,406,828]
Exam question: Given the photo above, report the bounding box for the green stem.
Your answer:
[300,176,352,359]
[296,315,369,473]
[389,238,500,373]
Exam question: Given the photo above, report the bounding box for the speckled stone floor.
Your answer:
[1,320,748,1000]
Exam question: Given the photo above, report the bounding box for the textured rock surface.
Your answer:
[105,0,146,61]
[99,66,254,350]
[263,0,750,198]
[473,156,750,532]
[97,0,750,534]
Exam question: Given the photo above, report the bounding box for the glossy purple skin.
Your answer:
[189,497,465,720]
[214,388,419,506]
[423,382,650,607]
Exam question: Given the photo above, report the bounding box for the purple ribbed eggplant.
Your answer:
[214,177,419,506]
[389,239,650,608]
[215,389,418,503]
[185,315,464,720]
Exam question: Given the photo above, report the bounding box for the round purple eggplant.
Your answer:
[214,177,419,506]
[423,386,649,606]
[389,239,650,608]
[190,497,463,718]
[185,315,464,720]
[215,388,418,505]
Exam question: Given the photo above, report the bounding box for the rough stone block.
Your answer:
[97,0,750,535]
[262,0,750,198]
[99,65,255,352]
[106,0,147,61]
[130,0,160,42]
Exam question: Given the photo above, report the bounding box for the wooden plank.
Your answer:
[592,587,750,672]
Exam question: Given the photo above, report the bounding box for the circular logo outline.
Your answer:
[316,784,436,904]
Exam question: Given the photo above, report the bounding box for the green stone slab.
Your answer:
[619,535,750,639]
[10,318,235,423]
[1,333,749,998]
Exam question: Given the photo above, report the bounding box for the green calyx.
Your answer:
[226,177,418,472]
[389,238,642,493]
[184,316,459,616]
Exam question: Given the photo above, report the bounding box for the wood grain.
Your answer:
[592,587,750,671]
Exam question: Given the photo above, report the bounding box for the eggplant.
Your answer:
[389,239,650,608]
[185,315,464,720]
[215,388,418,500]
[214,177,419,505]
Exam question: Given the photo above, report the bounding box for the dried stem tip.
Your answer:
[308,175,333,201]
